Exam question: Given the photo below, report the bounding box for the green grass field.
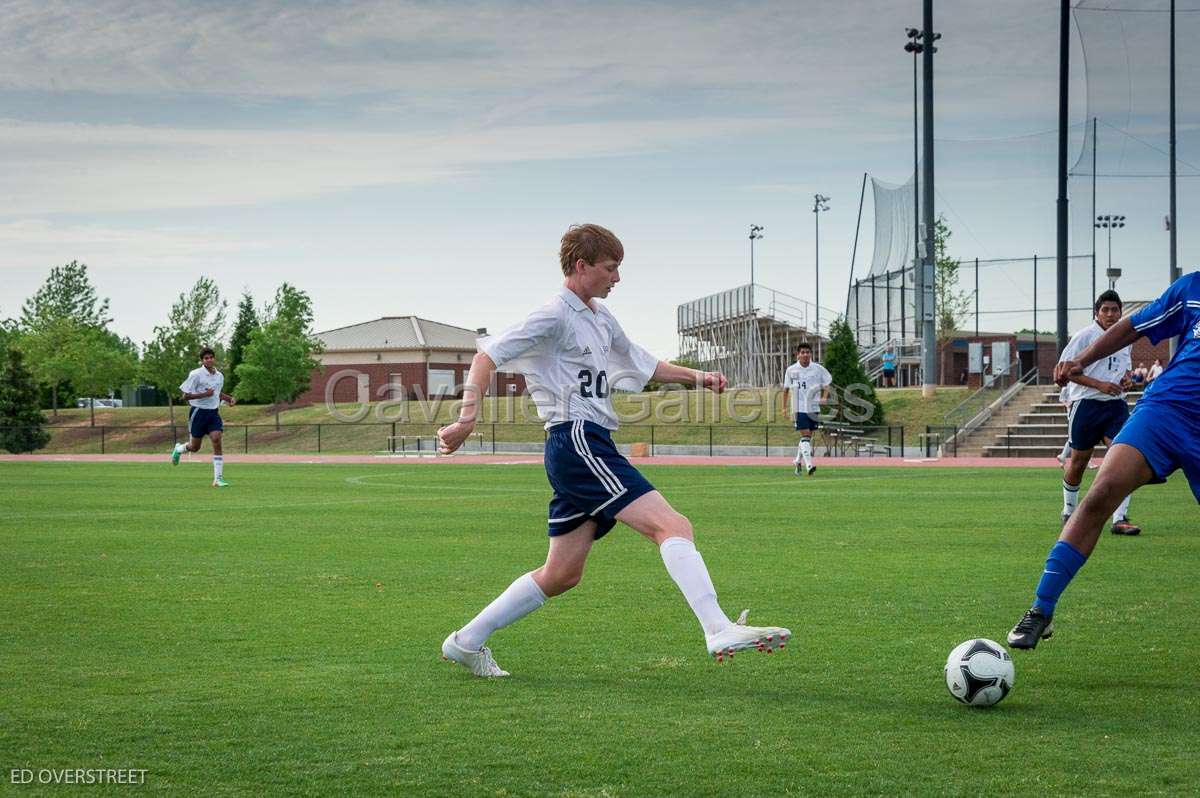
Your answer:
[2,462,1197,796]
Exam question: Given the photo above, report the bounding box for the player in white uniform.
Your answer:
[437,224,791,677]
[781,343,832,476]
[1057,291,1139,534]
[170,347,235,487]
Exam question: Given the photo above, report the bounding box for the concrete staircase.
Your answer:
[974,388,1144,458]
[951,383,1044,457]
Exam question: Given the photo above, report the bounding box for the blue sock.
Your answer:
[1033,540,1088,616]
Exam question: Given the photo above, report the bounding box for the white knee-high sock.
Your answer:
[1062,479,1079,515]
[456,572,547,651]
[213,456,223,479]
[659,537,730,636]
[794,440,804,464]
[800,439,813,468]
[1112,494,1132,523]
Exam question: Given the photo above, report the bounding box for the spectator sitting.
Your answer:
[1130,362,1148,386]
[1146,358,1164,384]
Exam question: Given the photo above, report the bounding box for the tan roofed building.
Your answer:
[294,317,525,405]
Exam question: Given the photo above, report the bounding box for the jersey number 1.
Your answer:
[579,369,609,399]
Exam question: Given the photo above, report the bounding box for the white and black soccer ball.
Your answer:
[944,638,1015,707]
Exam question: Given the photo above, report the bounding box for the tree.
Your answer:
[225,290,259,396]
[0,347,51,453]
[933,216,973,343]
[18,317,79,417]
[139,278,229,424]
[235,284,323,428]
[822,318,885,427]
[18,262,114,416]
[64,328,138,426]
[20,260,111,331]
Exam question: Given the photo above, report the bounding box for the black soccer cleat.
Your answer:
[1111,518,1142,536]
[807,465,816,476]
[1007,607,1054,650]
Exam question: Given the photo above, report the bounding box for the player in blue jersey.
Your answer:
[1008,272,1200,649]
[436,224,790,677]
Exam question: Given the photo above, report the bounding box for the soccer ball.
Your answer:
[944,638,1014,707]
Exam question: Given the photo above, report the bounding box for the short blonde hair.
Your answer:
[559,224,624,276]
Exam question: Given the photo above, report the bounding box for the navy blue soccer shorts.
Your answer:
[544,420,656,539]
[1067,398,1128,451]
[794,412,820,432]
[1113,399,1200,503]
[188,407,224,438]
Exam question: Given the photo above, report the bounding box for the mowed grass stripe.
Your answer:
[1,462,1196,796]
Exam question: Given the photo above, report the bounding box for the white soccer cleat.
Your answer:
[706,610,791,663]
[441,633,509,678]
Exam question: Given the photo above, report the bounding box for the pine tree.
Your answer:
[226,290,259,396]
[0,347,51,453]
[822,318,885,427]
[235,283,323,428]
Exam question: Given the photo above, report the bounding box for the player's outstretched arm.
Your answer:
[438,352,497,454]
[650,360,726,392]
[1054,317,1141,385]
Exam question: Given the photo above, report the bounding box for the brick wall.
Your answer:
[293,362,526,406]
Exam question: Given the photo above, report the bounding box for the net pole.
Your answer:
[975,258,979,337]
[1055,0,1070,355]
[1169,0,1181,358]
[845,172,867,319]
[1092,117,1097,302]
[920,0,938,390]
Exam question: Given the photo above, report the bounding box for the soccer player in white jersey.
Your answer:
[170,347,235,487]
[781,342,831,476]
[436,223,790,677]
[1056,291,1140,535]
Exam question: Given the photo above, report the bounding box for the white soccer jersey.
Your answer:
[180,366,224,409]
[783,361,832,414]
[480,287,660,430]
[1058,321,1132,404]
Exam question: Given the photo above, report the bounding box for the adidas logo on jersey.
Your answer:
[582,346,592,355]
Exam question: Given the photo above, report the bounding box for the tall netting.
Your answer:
[846,176,918,346]
[849,2,1198,354]
[1070,1,1200,310]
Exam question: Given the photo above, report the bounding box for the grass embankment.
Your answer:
[32,387,973,455]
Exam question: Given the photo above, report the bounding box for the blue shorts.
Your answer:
[794,412,820,432]
[545,421,656,539]
[1113,399,1200,502]
[1067,398,1128,451]
[188,407,224,438]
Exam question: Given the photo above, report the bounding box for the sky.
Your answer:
[1,0,1196,357]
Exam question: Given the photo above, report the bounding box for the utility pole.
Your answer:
[813,193,830,345]
[920,0,939,395]
[748,224,763,287]
[1056,0,1070,354]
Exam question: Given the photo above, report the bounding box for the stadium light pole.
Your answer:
[748,224,764,287]
[904,27,923,344]
[919,0,940,396]
[813,194,830,343]
[1095,214,1125,289]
